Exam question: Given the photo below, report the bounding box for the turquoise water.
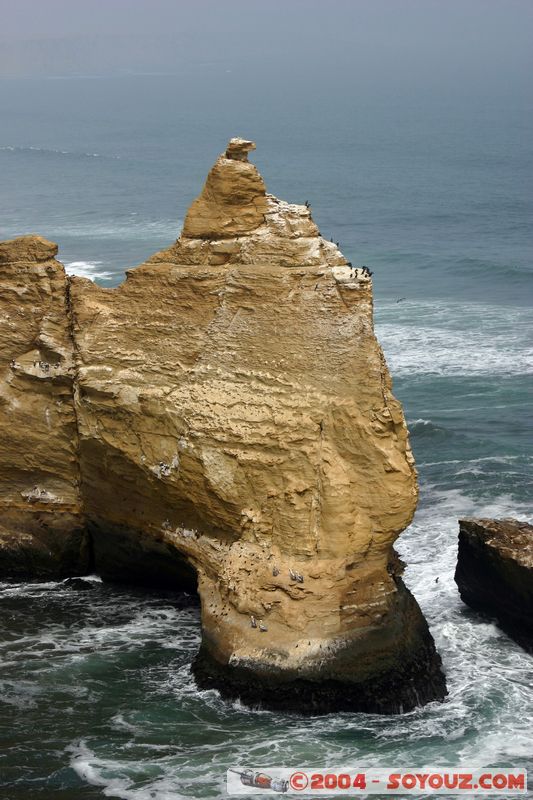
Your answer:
[0,74,532,798]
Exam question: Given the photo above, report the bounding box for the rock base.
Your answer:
[193,579,447,715]
[0,509,90,580]
[0,512,198,593]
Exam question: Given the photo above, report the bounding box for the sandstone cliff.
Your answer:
[0,236,88,576]
[0,138,446,712]
[455,518,533,653]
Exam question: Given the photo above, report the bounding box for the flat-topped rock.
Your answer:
[225,137,256,161]
[0,235,58,264]
[455,518,533,652]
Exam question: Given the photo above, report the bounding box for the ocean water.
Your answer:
[0,74,532,799]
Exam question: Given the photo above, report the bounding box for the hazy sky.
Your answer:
[1,0,531,42]
[0,0,532,89]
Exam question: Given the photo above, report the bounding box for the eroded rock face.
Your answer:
[0,139,446,712]
[0,236,89,578]
[455,518,533,653]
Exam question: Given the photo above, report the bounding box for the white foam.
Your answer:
[410,418,433,425]
[394,488,533,753]
[2,489,532,792]
[111,713,143,734]
[76,573,103,583]
[0,579,64,597]
[67,740,209,799]
[0,594,200,676]
[375,300,533,376]
[55,219,181,240]
[420,454,524,467]
[0,145,120,159]
[58,573,103,585]
[378,322,533,376]
[64,261,115,281]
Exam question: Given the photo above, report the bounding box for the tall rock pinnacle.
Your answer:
[0,140,446,713]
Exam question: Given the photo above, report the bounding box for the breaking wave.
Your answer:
[2,491,530,800]
[375,300,533,376]
[53,218,180,241]
[64,260,115,281]
[0,144,121,159]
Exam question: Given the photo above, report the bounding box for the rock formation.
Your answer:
[0,236,89,578]
[455,518,533,653]
[0,138,446,712]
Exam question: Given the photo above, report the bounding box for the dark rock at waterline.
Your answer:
[62,576,95,591]
[455,518,533,653]
[0,509,91,580]
[88,518,198,593]
[193,578,447,715]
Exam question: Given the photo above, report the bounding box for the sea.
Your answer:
[0,73,532,799]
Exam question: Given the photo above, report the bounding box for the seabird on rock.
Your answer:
[289,569,304,583]
[259,621,268,632]
[250,615,257,628]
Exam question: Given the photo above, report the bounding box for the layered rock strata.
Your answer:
[455,518,533,653]
[0,138,446,712]
[0,236,89,578]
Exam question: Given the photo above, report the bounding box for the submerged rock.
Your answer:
[0,140,446,712]
[455,518,533,653]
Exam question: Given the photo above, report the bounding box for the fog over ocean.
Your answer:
[0,1,532,796]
